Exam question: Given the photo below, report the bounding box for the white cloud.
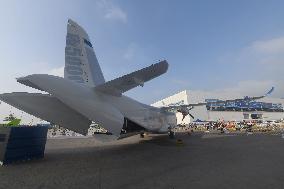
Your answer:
[216,80,276,98]
[105,6,127,23]
[47,66,64,77]
[97,0,127,23]
[241,36,284,65]
[120,42,156,69]
[215,35,284,100]
[220,35,284,66]
[251,37,284,54]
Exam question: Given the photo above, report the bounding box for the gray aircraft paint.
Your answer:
[0,19,270,141]
[0,19,177,141]
[65,19,105,86]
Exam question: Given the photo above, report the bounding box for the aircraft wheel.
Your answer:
[169,131,175,139]
[140,132,145,138]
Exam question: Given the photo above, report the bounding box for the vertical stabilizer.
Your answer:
[65,19,105,86]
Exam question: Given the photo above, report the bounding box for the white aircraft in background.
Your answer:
[0,19,274,141]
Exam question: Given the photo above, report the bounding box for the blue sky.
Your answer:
[1,0,284,106]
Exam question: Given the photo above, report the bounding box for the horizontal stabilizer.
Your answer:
[0,93,91,135]
[95,60,169,96]
[13,74,125,136]
[17,77,45,91]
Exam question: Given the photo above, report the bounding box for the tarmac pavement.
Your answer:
[0,132,284,189]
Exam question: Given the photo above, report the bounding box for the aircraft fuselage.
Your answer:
[17,74,177,136]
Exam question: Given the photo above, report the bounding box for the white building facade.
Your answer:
[151,91,191,125]
[152,90,284,123]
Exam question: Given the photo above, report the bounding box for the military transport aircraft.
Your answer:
[0,19,273,141]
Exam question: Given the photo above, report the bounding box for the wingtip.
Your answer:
[158,59,169,72]
[67,18,76,25]
[265,86,275,96]
[160,59,169,65]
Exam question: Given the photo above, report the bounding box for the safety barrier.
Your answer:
[0,126,48,165]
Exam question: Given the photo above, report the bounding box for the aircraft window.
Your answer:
[84,39,93,48]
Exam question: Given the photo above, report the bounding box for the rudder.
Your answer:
[65,19,105,86]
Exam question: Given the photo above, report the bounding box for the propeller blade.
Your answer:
[182,114,186,121]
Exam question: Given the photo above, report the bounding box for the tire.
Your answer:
[169,131,175,139]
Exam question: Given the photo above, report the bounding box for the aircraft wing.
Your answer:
[95,60,169,96]
[219,87,275,103]
[0,92,91,135]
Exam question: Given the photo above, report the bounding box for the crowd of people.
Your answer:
[176,119,284,133]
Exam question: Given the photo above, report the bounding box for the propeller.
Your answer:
[188,113,195,120]
[177,107,195,121]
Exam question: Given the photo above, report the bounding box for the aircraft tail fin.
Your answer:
[65,19,105,86]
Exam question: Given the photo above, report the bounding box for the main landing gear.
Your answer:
[168,130,175,139]
[140,132,145,138]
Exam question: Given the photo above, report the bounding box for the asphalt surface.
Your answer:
[1,132,284,189]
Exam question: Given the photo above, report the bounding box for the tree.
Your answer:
[2,114,21,126]
[3,114,17,122]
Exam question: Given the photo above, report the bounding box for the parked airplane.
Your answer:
[0,19,273,140]
[166,87,274,121]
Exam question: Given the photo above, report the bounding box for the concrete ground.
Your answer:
[1,132,284,189]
